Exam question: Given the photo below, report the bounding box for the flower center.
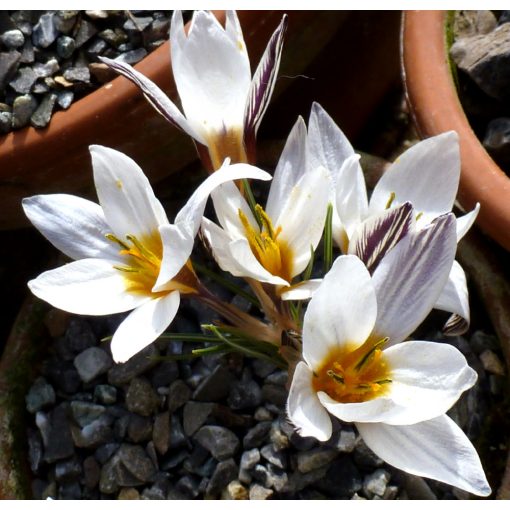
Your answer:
[206,126,248,170]
[239,204,293,283]
[312,337,392,404]
[107,232,163,296]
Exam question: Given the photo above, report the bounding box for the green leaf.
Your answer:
[323,202,334,274]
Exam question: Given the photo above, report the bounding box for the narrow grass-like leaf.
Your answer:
[323,203,334,274]
[241,179,262,229]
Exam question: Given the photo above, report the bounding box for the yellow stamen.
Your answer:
[313,338,392,404]
[238,205,293,282]
[385,192,396,209]
[206,126,248,170]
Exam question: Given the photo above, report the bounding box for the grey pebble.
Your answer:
[125,377,159,416]
[63,66,91,83]
[32,13,58,48]
[206,459,238,497]
[183,401,215,437]
[114,47,147,65]
[239,448,260,484]
[70,400,106,427]
[167,379,191,412]
[192,364,233,402]
[0,50,21,89]
[152,411,170,455]
[295,446,339,474]
[1,29,25,49]
[127,414,153,443]
[249,483,273,500]
[0,111,11,133]
[363,468,391,498]
[168,413,187,449]
[107,343,160,386]
[55,456,82,483]
[30,92,58,128]
[74,346,113,383]
[94,384,117,405]
[56,35,76,59]
[261,443,287,469]
[9,66,37,94]
[25,376,56,413]
[243,421,272,449]
[12,93,37,129]
[43,404,75,464]
[117,443,157,483]
[194,425,240,461]
[73,19,98,48]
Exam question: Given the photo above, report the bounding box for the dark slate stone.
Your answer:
[63,66,91,83]
[183,401,215,437]
[44,403,75,463]
[32,13,58,48]
[55,456,82,482]
[168,413,188,449]
[58,481,82,500]
[262,383,287,406]
[151,360,179,388]
[33,58,59,78]
[261,443,287,469]
[265,370,288,386]
[83,455,101,489]
[266,463,289,492]
[192,364,233,402]
[243,421,272,449]
[175,475,200,499]
[71,417,114,448]
[54,11,79,35]
[206,458,238,497]
[124,16,153,32]
[65,318,98,352]
[74,347,113,383]
[0,50,21,89]
[98,28,128,48]
[95,442,120,465]
[56,35,76,59]
[314,457,363,498]
[0,111,11,134]
[73,19,98,48]
[107,343,159,386]
[353,439,385,469]
[227,378,263,410]
[239,448,260,484]
[117,444,157,483]
[252,358,277,378]
[114,47,147,65]
[125,377,159,416]
[194,425,240,461]
[70,401,106,427]
[9,66,38,93]
[30,92,58,128]
[20,39,34,63]
[27,429,43,473]
[152,411,170,455]
[295,446,339,474]
[94,384,117,405]
[167,379,192,412]
[183,445,216,477]
[25,376,56,413]
[127,414,153,443]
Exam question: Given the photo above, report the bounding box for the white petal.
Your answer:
[371,214,457,345]
[111,291,180,363]
[287,362,332,441]
[175,161,271,237]
[244,14,287,138]
[307,102,355,186]
[172,10,251,138]
[170,10,186,50]
[302,255,377,370]
[382,340,477,425]
[280,279,322,301]
[334,154,369,245]
[153,223,195,292]
[434,261,470,335]
[357,415,491,497]
[276,165,331,277]
[28,258,148,315]
[201,218,288,286]
[90,145,168,240]
[99,56,204,144]
[266,116,308,221]
[369,131,460,218]
[456,202,480,241]
[211,181,257,240]
[22,194,119,261]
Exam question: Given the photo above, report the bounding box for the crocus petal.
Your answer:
[110,291,180,363]
[456,202,480,242]
[280,279,322,301]
[434,261,470,335]
[175,161,271,237]
[22,194,120,262]
[266,116,308,222]
[369,131,460,219]
[211,181,258,240]
[90,145,168,240]
[302,255,377,370]
[172,10,251,137]
[244,14,287,139]
[287,362,332,441]
[348,202,414,274]
[371,213,457,345]
[153,222,195,291]
[276,165,331,277]
[381,341,477,424]
[357,415,491,497]
[99,56,204,144]
[28,258,149,315]
[201,218,288,286]
[334,154,369,249]
[307,102,355,185]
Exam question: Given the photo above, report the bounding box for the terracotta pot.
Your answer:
[0,11,343,231]
[401,10,510,252]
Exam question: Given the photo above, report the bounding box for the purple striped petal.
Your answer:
[243,15,287,144]
[349,202,414,274]
[99,56,205,144]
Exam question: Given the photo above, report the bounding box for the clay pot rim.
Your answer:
[401,10,510,252]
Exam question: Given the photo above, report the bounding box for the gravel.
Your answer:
[23,297,498,499]
[0,10,173,133]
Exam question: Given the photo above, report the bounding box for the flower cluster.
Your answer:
[23,11,490,498]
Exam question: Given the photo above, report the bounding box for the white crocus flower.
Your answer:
[287,216,491,497]
[307,102,479,334]
[101,10,287,170]
[201,118,330,294]
[23,146,271,363]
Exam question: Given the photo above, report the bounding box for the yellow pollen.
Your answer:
[106,232,197,297]
[116,179,123,189]
[313,337,392,403]
[238,205,293,282]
